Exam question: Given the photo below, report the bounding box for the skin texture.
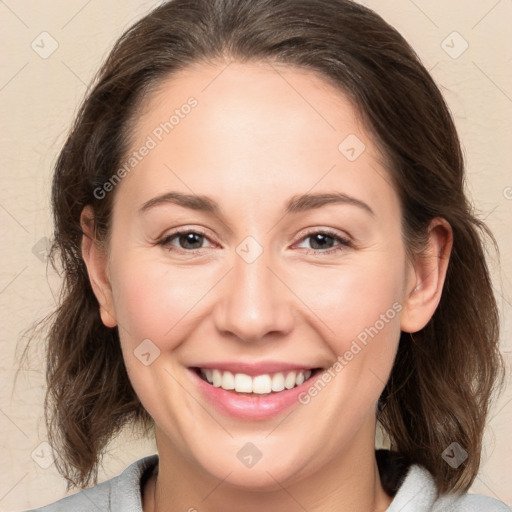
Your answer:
[81,61,452,512]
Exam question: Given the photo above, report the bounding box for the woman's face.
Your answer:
[94,61,418,488]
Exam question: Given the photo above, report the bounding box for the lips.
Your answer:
[196,367,314,394]
[187,361,323,420]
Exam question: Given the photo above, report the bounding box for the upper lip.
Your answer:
[190,361,320,376]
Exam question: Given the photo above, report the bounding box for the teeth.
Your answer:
[284,371,296,389]
[252,375,272,394]
[199,368,314,394]
[212,369,223,387]
[234,373,253,393]
[221,371,235,390]
[271,372,285,392]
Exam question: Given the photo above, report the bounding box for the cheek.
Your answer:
[290,255,405,348]
[110,256,214,345]
[109,258,203,427]
[287,252,405,418]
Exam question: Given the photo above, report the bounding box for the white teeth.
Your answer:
[221,371,235,390]
[234,373,253,393]
[212,369,222,387]
[284,371,296,389]
[252,374,272,394]
[271,372,285,392]
[199,368,315,394]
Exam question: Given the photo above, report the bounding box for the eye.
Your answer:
[295,230,352,255]
[157,229,216,253]
[156,228,352,256]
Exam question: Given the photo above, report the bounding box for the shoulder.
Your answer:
[22,454,159,512]
[437,492,511,512]
[387,462,509,511]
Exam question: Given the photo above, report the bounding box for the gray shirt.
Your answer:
[24,454,509,511]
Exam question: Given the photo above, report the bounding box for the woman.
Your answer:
[24,0,508,510]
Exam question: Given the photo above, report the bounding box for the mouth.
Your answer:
[187,360,326,420]
[191,367,322,396]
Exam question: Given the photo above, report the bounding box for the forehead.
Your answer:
[120,60,398,221]
[134,60,369,155]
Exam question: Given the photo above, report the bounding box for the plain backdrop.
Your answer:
[1,0,511,510]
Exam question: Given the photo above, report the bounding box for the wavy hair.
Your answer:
[23,0,504,493]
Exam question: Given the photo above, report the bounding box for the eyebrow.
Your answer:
[139,191,375,217]
[140,192,219,214]
[285,192,375,217]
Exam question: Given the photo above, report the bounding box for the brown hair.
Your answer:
[25,0,504,494]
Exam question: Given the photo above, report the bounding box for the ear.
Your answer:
[400,217,453,333]
[80,205,117,328]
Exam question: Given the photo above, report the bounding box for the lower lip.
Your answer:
[187,368,320,421]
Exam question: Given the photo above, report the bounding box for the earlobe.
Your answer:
[400,218,453,333]
[80,206,117,328]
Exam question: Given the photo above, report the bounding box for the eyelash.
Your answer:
[296,229,353,255]
[156,228,352,256]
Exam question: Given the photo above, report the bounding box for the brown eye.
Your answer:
[295,230,352,254]
[158,229,214,252]
[308,233,336,250]
[175,232,205,250]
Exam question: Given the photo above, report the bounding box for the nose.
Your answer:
[213,249,294,343]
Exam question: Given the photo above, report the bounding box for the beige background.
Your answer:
[1,0,511,510]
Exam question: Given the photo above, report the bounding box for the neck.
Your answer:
[144,423,393,512]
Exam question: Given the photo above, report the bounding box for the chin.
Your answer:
[192,438,314,492]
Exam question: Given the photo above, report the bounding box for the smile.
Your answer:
[197,368,315,394]
[188,363,324,420]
